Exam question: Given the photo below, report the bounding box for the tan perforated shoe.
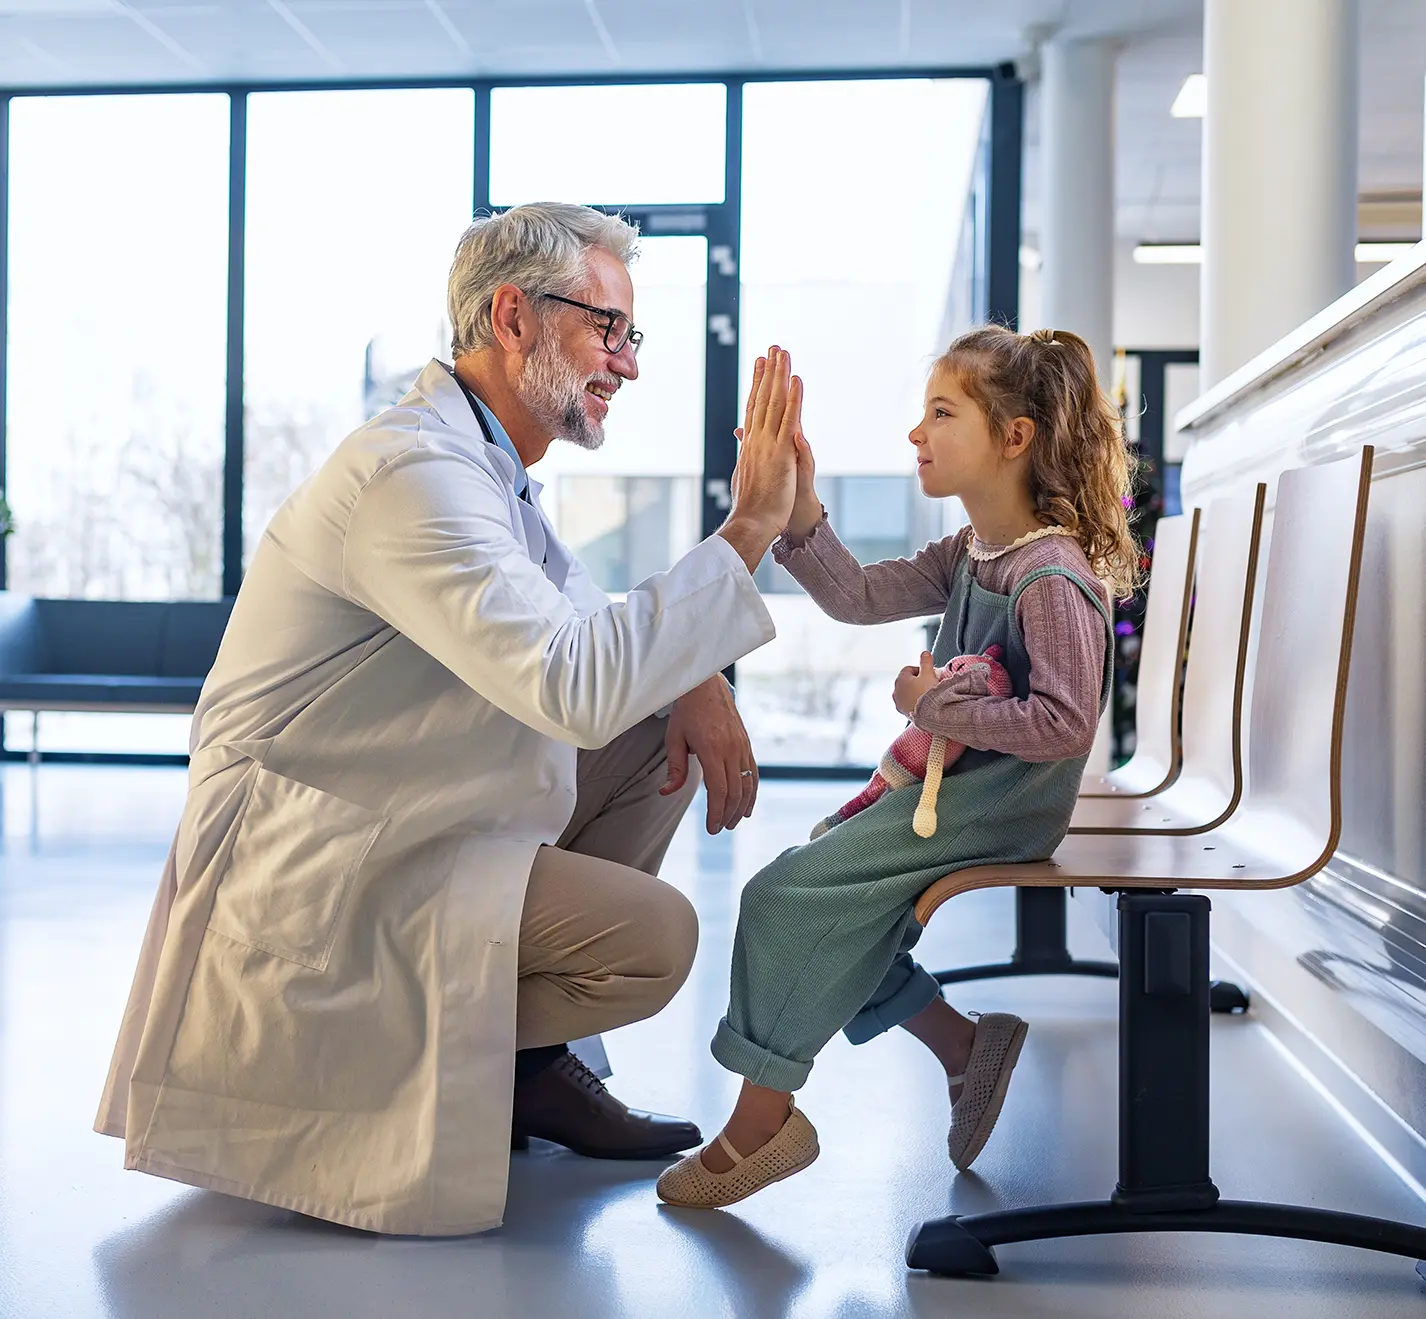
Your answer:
[656,1102,820,1208]
[947,1012,1029,1171]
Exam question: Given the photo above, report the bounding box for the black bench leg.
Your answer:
[931,887,1119,986]
[931,886,1250,1013]
[908,893,1426,1282]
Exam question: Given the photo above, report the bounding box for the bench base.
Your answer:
[934,955,1121,982]
[929,886,1250,1013]
[909,892,1426,1286]
[907,1199,1426,1276]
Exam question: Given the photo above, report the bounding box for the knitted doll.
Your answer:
[811,645,1014,841]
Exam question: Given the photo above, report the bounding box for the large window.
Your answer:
[735,79,988,764]
[243,88,474,557]
[0,73,1004,768]
[5,93,230,600]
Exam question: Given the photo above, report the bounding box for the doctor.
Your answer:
[96,202,802,1235]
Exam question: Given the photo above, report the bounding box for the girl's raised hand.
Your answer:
[785,431,821,541]
[741,427,821,539]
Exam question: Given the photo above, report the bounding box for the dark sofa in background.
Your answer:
[0,595,234,760]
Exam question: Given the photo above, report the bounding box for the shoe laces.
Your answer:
[558,1052,609,1096]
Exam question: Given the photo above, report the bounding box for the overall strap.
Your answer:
[931,550,975,665]
[1008,565,1117,712]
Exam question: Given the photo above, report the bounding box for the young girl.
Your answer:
[657,325,1138,1209]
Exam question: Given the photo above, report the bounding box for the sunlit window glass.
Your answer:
[490,84,725,206]
[737,79,988,765]
[5,93,230,601]
[243,88,475,561]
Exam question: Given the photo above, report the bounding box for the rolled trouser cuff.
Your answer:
[843,963,941,1045]
[711,1018,814,1092]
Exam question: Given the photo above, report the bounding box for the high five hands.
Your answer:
[717,346,804,573]
[670,347,803,836]
[734,352,822,547]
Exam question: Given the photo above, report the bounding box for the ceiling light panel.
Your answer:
[1355,241,1420,262]
[1171,73,1206,118]
[1133,245,1203,264]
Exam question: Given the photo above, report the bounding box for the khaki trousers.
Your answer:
[515,714,701,1050]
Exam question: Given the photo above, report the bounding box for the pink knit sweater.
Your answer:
[772,517,1110,764]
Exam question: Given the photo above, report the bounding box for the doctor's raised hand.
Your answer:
[664,347,802,834]
[721,346,803,566]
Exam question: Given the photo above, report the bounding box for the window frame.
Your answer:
[0,66,1022,769]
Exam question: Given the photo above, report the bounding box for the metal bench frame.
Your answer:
[908,448,1426,1282]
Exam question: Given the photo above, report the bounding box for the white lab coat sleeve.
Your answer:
[561,553,676,719]
[341,446,775,749]
[561,552,612,615]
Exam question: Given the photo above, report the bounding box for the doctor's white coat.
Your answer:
[94,360,775,1235]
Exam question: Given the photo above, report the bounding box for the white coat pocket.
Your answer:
[208,767,387,972]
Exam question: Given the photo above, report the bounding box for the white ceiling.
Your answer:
[1,0,1422,243]
[1098,0,1425,243]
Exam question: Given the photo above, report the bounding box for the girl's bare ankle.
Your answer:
[727,1108,787,1151]
[699,1092,792,1173]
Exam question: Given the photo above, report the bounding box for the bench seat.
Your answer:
[0,595,232,719]
[0,674,205,710]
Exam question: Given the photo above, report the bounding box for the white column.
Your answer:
[1041,39,1118,778]
[1200,0,1358,389]
[1040,38,1117,381]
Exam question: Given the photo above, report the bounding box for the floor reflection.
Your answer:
[0,766,1424,1317]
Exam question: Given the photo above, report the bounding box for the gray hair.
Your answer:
[447,203,641,357]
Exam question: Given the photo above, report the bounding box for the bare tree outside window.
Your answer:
[242,89,474,561]
[5,93,229,603]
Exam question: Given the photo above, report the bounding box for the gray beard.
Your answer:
[517,330,605,452]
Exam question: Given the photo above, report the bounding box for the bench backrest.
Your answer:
[156,601,234,677]
[1242,447,1372,846]
[1121,509,1199,789]
[1176,486,1266,808]
[24,599,234,678]
[35,600,168,675]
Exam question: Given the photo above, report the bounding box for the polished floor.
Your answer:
[3,765,1426,1318]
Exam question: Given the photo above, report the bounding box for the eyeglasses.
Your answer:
[537,293,644,357]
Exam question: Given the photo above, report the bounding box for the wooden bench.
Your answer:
[1068,485,1266,835]
[907,447,1426,1281]
[1080,507,1199,798]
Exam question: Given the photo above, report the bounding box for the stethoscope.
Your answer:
[451,368,547,567]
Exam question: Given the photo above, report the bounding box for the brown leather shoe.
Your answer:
[511,1051,701,1159]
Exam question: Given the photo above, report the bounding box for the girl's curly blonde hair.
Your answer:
[937,324,1141,599]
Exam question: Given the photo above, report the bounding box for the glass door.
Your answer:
[485,83,725,593]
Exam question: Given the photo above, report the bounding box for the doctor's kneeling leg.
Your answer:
[510,712,704,1160]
